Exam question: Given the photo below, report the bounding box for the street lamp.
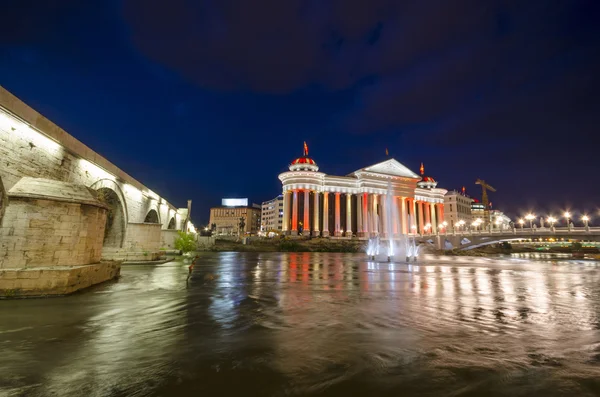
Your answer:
[582,215,590,228]
[456,220,465,233]
[525,213,535,230]
[564,211,571,229]
[547,216,556,229]
[518,219,524,230]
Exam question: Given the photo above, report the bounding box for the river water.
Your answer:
[1,252,600,396]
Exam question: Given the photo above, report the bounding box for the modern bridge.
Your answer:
[417,227,600,250]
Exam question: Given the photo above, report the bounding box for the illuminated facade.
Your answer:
[261,195,284,232]
[278,145,447,237]
[209,199,261,236]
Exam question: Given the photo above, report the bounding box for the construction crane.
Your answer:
[475,179,496,226]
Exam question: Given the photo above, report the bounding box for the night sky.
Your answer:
[1,1,599,225]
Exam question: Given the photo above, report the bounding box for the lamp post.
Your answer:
[518,219,524,230]
[582,215,590,230]
[564,211,571,230]
[525,213,535,230]
[456,220,465,234]
[547,216,556,231]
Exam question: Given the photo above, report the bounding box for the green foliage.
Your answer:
[174,231,197,253]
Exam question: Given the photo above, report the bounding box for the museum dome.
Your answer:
[417,163,437,189]
[289,142,319,171]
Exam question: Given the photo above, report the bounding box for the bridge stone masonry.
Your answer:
[0,85,194,297]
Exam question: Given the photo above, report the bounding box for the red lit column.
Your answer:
[291,190,299,235]
[334,192,341,236]
[418,201,424,235]
[322,192,330,237]
[303,190,310,236]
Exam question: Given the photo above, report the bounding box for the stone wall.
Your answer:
[0,262,121,297]
[161,229,179,249]
[123,223,162,252]
[0,198,106,269]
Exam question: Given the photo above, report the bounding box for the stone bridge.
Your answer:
[0,86,194,296]
[417,227,600,250]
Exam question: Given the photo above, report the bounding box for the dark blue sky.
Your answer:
[1,0,599,225]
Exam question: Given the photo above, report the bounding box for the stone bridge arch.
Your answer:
[90,179,127,248]
[144,208,160,224]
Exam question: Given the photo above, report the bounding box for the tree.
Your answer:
[174,231,197,253]
[238,217,246,236]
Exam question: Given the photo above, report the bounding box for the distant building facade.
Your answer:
[444,190,474,230]
[209,198,261,235]
[491,210,512,230]
[261,195,284,233]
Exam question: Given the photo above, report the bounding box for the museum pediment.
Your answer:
[355,159,420,179]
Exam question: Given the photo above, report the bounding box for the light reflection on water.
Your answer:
[1,252,600,396]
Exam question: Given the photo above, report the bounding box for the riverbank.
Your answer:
[201,238,364,253]
[198,237,600,259]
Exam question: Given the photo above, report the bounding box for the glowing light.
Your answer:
[582,215,590,222]
[525,213,535,221]
[79,158,114,181]
[518,219,525,224]
[564,211,571,218]
[1,111,61,154]
[124,183,142,200]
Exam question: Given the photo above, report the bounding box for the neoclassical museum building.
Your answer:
[278,146,447,237]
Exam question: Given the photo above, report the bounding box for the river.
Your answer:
[1,252,600,396]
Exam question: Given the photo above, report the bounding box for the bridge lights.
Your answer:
[518,219,524,229]
[564,211,571,228]
[582,215,590,228]
[525,213,535,230]
[547,216,557,229]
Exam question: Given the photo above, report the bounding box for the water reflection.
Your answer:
[1,253,600,396]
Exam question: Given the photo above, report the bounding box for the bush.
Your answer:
[174,231,197,253]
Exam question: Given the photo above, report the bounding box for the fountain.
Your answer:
[365,182,420,262]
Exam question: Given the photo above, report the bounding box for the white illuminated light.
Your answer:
[222,198,248,207]
[1,111,61,154]
[79,159,114,181]
[124,183,142,200]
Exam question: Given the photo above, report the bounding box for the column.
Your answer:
[430,202,437,233]
[372,194,379,235]
[322,192,329,237]
[345,194,352,236]
[417,201,424,235]
[303,190,310,236]
[437,203,444,224]
[380,195,388,237]
[412,199,418,234]
[357,194,363,237]
[312,192,320,237]
[291,190,299,235]
[400,197,408,234]
[282,190,290,233]
[362,193,369,235]
[334,192,341,236]
[424,202,431,234]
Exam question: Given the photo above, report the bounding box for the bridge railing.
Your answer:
[417,226,600,238]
